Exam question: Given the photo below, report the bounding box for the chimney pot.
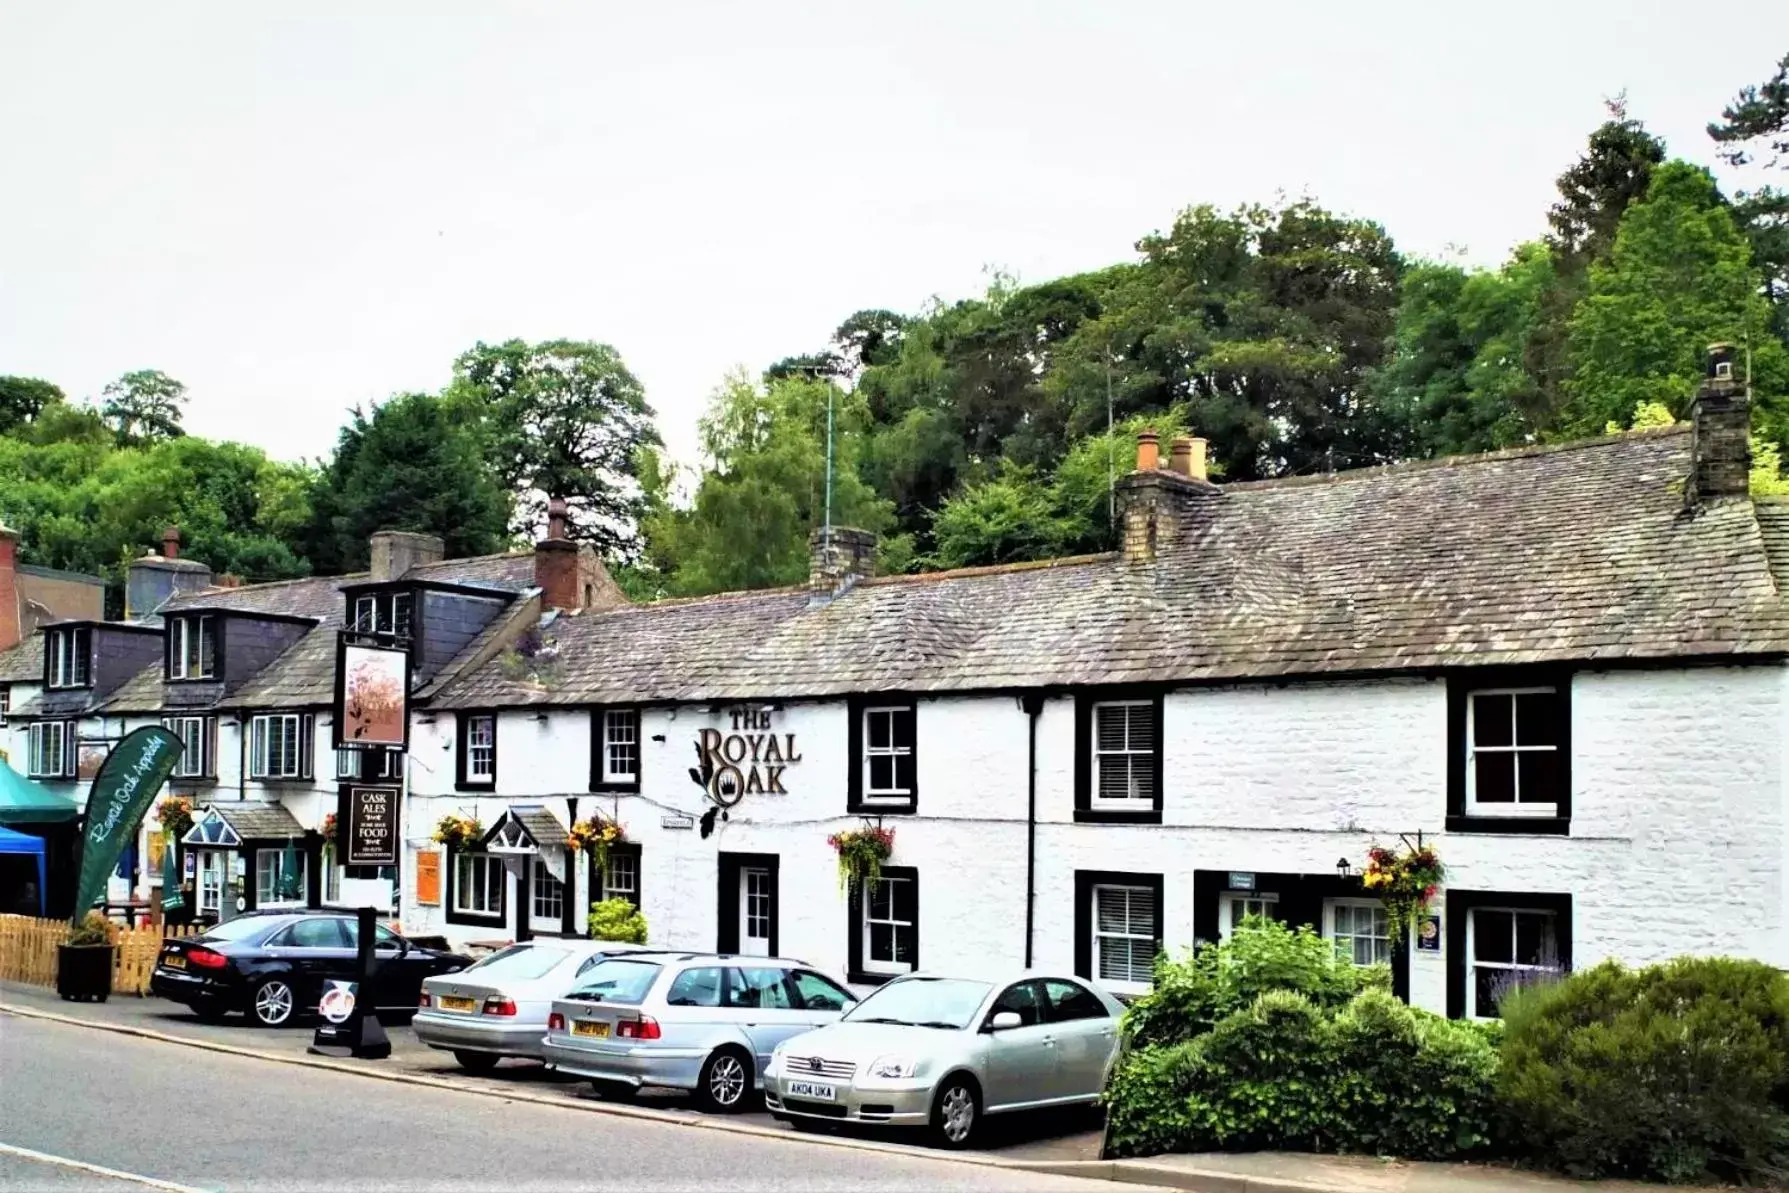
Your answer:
[535,498,579,611]
[161,526,181,560]
[1136,430,1161,473]
[546,496,569,541]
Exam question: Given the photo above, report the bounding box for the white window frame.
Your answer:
[530,858,564,926]
[0,684,11,727]
[249,713,313,780]
[1218,891,1280,939]
[321,843,342,905]
[603,850,638,907]
[196,850,224,916]
[1467,906,1562,1020]
[1091,700,1156,810]
[255,848,306,907]
[1325,898,1392,967]
[464,716,495,784]
[353,595,377,634]
[168,615,217,680]
[376,750,403,781]
[1092,882,1157,994]
[46,627,91,689]
[335,748,360,781]
[163,716,213,779]
[861,705,915,804]
[601,710,638,785]
[1466,686,1561,818]
[454,853,503,917]
[860,872,917,976]
[27,721,76,779]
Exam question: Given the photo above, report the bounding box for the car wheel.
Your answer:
[250,978,296,1027]
[453,1051,500,1074]
[697,1047,753,1113]
[931,1076,981,1149]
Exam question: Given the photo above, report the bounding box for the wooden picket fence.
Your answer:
[0,915,202,996]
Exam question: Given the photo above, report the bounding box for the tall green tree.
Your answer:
[0,376,64,435]
[1547,104,1667,266]
[1711,52,1789,340]
[448,339,659,554]
[650,372,892,595]
[301,391,512,575]
[1562,161,1789,440]
[100,369,187,446]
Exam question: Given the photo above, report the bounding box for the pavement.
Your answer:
[0,983,1732,1193]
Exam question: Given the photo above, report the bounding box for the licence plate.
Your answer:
[437,995,477,1012]
[163,956,185,970]
[786,1081,836,1100]
[571,1020,610,1038]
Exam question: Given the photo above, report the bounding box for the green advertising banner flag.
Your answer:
[161,830,185,912]
[73,726,184,922]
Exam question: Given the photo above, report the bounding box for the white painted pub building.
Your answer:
[6,352,1789,1020]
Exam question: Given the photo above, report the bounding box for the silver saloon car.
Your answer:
[764,970,1125,1147]
[414,941,656,1071]
[541,953,858,1111]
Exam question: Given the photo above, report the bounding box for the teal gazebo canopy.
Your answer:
[0,762,79,825]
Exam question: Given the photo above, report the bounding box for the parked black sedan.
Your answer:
[150,911,473,1027]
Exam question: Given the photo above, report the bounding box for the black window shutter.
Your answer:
[1073,871,1092,979]
[1073,696,1092,813]
[846,698,864,810]
[904,869,919,969]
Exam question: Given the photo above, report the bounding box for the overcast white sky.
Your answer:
[3,1,1786,469]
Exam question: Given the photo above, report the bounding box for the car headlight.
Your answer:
[867,1055,917,1079]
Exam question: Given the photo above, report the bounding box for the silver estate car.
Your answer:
[540,953,858,1111]
[763,970,1125,1147]
[414,941,656,1071]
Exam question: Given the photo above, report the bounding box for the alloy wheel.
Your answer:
[254,980,294,1026]
[708,1053,746,1107]
[939,1084,976,1144]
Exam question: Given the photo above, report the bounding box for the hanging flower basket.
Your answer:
[569,816,627,871]
[433,814,483,850]
[1362,842,1445,944]
[156,796,194,842]
[827,823,895,893]
[320,813,338,846]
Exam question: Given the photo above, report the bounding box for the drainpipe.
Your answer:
[1021,692,1045,968]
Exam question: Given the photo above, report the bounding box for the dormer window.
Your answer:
[351,591,415,640]
[167,614,218,680]
[45,627,91,689]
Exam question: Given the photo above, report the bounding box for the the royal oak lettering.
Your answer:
[692,706,802,806]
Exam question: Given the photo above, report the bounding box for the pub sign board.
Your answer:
[333,637,411,751]
[339,785,400,866]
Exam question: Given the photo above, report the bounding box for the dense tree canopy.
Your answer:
[101,369,187,447]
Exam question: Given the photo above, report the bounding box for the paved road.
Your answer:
[0,1015,1112,1192]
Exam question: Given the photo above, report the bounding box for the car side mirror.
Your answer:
[988,1010,1023,1031]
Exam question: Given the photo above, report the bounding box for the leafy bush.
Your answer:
[1123,917,1386,1049]
[587,898,648,944]
[1105,988,1499,1161]
[1498,957,1789,1184]
[66,911,119,947]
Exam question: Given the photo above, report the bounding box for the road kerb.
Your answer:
[1,1002,1194,1188]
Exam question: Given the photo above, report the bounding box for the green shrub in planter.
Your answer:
[1498,957,1789,1184]
[1330,989,1499,1159]
[1123,917,1385,1050]
[587,898,648,944]
[57,912,120,1002]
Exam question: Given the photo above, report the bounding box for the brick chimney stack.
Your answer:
[534,496,581,612]
[0,522,19,653]
[1687,342,1750,506]
[808,527,877,605]
[1116,429,1220,565]
[369,530,445,583]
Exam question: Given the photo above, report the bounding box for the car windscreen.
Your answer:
[563,957,662,1005]
[199,916,282,944]
[843,976,993,1029]
[462,944,571,982]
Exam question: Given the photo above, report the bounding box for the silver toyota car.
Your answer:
[541,953,858,1111]
[763,969,1125,1147]
[414,940,656,1071]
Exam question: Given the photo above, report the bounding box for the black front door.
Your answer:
[716,852,778,957]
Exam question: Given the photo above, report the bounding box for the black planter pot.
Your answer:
[57,944,115,1003]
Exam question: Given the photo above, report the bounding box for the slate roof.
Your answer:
[94,553,540,715]
[434,427,1789,708]
[0,636,42,684]
[200,801,305,840]
[493,804,571,850]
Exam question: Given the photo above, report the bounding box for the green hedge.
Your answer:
[1497,957,1789,1184]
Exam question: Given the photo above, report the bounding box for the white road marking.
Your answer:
[0,1140,210,1192]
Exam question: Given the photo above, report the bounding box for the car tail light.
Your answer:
[482,997,517,1017]
[548,1012,565,1032]
[617,1016,660,1040]
[418,991,432,1008]
[186,947,227,970]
